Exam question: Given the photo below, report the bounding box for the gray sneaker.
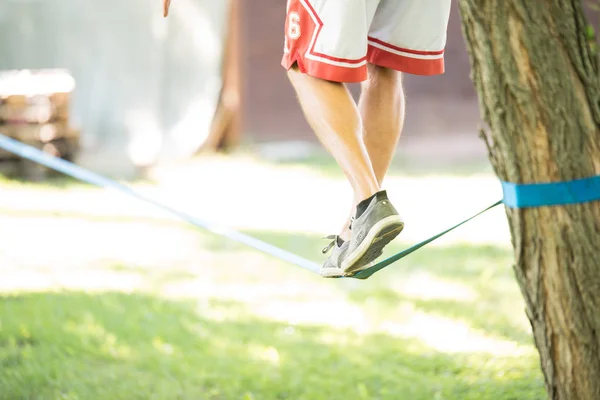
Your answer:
[319,235,347,277]
[341,190,404,275]
[320,235,375,278]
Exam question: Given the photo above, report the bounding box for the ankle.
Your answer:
[339,219,352,242]
[355,187,379,204]
[339,229,351,242]
[355,190,388,218]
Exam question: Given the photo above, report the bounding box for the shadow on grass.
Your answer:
[205,231,533,347]
[0,292,543,400]
[0,203,532,350]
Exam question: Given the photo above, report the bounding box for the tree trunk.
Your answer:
[202,0,243,152]
[458,1,600,399]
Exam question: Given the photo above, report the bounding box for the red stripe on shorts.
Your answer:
[367,37,445,57]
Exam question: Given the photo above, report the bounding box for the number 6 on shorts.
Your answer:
[282,0,452,83]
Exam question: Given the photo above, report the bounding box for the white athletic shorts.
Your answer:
[282,0,452,82]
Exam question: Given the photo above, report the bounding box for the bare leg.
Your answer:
[339,64,406,239]
[287,66,380,206]
[361,64,405,183]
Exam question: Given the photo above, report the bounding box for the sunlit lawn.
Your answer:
[0,153,545,399]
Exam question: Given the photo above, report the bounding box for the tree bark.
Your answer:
[458,1,600,399]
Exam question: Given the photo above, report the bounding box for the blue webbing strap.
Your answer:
[0,133,502,279]
[501,176,600,208]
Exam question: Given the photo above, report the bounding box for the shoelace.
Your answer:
[322,217,354,254]
[321,235,338,254]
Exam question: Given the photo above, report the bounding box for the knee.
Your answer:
[363,63,402,90]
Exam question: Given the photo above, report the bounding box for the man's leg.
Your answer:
[282,0,404,276]
[286,66,380,206]
[339,63,405,239]
[288,65,404,275]
[360,63,405,185]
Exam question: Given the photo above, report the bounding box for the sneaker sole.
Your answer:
[320,261,375,278]
[320,267,344,278]
[341,215,404,275]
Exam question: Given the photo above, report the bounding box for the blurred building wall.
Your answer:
[243,0,479,143]
[243,1,600,144]
[0,0,229,176]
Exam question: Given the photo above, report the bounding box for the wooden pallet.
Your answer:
[0,93,69,124]
[0,69,79,180]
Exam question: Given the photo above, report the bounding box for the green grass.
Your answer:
[242,232,534,346]
[0,160,545,399]
[276,155,492,179]
[1,290,543,400]
[0,230,546,399]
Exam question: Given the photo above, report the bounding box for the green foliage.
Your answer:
[587,1,600,56]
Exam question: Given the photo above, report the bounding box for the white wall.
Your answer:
[0,0,229,176]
